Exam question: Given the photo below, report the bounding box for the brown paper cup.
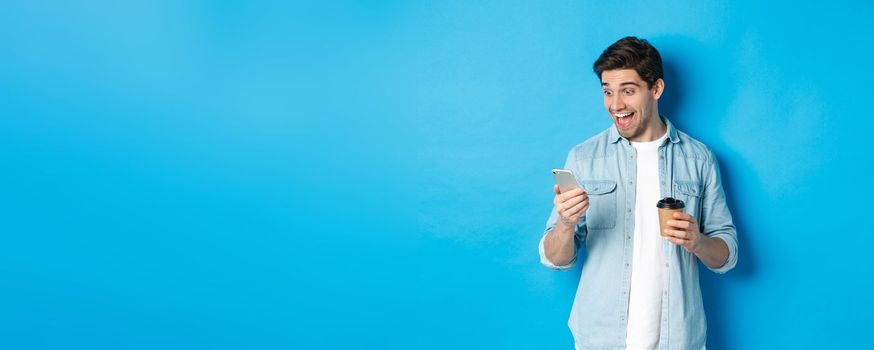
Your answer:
[656,197,685,237]
[658,208,683,237]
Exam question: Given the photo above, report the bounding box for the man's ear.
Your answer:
[652,78,665,100]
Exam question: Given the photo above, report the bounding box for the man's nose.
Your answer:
[610,95,625,111]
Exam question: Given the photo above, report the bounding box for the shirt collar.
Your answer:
[608,115,680,144]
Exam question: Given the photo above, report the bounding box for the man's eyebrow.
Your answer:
[601,81,642,87]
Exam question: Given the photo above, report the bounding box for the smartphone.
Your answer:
[552,168,580,193]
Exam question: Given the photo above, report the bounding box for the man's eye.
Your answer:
[624,89,635,95]
[604,91,612,96]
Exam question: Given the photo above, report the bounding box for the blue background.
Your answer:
[2,1,873,349]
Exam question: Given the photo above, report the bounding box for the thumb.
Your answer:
[553,184,561,195]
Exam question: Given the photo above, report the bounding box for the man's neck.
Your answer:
[634,114,667,142]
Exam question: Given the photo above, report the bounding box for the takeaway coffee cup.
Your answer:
[657,197,685,237]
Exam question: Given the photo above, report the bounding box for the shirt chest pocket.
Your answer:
[674,180,703,221]
[581,180,617,230]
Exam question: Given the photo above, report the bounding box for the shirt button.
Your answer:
[660,156,664,160]
[627,236,631,240]
[627,209,632,213]
[628,181,633,185]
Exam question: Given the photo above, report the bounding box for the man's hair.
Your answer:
[593,36,663,89]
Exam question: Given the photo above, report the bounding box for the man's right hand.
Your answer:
[553,185,589,229]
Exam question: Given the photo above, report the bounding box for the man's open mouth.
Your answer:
[615,111,634,129]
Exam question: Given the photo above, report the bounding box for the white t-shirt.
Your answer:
[625,131,668,350]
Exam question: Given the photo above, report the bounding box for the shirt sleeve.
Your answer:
[700,153,739,274]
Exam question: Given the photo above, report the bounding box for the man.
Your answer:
[538,36,738,350]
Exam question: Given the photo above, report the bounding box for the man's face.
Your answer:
[601,69,664,142]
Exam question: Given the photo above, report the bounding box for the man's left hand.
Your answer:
[663,212,704,253]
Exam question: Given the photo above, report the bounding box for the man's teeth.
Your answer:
[616,112,633,118]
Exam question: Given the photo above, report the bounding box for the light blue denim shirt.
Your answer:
[538,117,738,350]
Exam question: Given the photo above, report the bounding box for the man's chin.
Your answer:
[617,127,638,139]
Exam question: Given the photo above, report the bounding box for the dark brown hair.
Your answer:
[593,36,663,89]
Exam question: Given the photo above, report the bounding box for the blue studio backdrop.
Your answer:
[2,1,872,349]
